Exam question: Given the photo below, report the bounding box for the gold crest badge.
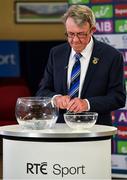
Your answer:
[92,57,99,64]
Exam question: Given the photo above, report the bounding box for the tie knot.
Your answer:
[75,53,82,60]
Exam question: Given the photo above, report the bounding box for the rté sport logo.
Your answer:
[26,162,86,178]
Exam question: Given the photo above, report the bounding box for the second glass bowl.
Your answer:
[64,112,98,130]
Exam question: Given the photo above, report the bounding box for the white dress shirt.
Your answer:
[53,37,94,111]
[67,37,94,98]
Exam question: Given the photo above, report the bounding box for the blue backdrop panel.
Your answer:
[0,41,20,77]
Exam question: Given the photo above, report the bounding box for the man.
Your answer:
[36,5,126,126]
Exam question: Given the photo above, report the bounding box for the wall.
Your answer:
[0,0,67,95]
[0,0,66,41]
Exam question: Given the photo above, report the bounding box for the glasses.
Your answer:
[65,27,92,39]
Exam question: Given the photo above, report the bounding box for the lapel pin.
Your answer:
[92,57,99,64]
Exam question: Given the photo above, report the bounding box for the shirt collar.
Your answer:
[70,37,94,59]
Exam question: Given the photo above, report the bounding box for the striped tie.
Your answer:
[68,53,82,98]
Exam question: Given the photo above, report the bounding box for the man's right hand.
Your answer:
[54,95,71,109]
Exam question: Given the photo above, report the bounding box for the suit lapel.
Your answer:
[81,39,101,97]
[62,44,71,94]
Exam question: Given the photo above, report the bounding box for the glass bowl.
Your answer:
[64,112,98,130]
[15,97,58,130]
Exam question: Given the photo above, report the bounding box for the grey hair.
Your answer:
[62,5,96,28]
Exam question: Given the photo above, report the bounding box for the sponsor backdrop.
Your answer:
[0,41,20,77]
[68,0,127,177]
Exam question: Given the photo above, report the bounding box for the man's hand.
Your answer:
[54,95,71,109]
[67,98,88,112]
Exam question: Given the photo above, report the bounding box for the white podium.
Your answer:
[0,124,117,179]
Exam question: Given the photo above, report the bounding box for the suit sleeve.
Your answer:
[36,49,57,97]
[88,53,126,113]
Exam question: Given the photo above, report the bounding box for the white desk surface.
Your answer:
[0,123,117,139]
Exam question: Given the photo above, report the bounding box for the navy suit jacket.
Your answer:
[36,38,126,126]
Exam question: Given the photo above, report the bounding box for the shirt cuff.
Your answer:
[51,94,61,105]
[84,99,90,111]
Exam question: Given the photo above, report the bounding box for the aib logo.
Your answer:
[114,110,127,125]
[27,162,47,175]
[96,20,113,33]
